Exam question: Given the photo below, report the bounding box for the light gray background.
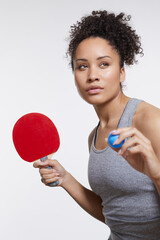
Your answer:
[1,0,160,239]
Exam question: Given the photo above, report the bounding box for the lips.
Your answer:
[87,85,103,95]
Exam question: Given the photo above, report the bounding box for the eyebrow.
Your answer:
[75,56,111,62]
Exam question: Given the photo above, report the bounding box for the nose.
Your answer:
[87,66,100,83]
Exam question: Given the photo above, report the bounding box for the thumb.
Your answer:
[33,159,58,168]
[105,137,121,154]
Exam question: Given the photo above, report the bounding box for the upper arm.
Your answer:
[138,104,160,159]
[146,115,160,159]
[88,127,96,152]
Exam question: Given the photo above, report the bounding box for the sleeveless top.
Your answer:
[88,98,160,240]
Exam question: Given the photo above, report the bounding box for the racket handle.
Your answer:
[40,156,59,187]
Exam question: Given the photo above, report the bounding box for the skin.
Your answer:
[34,36,160,222]
[74,37,129,123]
[74,37,131,150]
[74,37,160,193]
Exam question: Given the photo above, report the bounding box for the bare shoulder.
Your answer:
[88,127,97,152]
[133,101,160,154]
[133,101,160,130]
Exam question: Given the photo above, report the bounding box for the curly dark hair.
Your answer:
[67,10,144,70]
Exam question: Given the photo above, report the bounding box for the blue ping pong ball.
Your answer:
[108,133,125,149]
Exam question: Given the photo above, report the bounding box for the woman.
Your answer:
[34,10,160,239]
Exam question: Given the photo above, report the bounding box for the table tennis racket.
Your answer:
[12,113,60,187]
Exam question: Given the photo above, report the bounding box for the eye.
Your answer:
[100,62,109,68]
[77,64,88,70]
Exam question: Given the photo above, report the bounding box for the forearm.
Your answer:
[61,172,105,223]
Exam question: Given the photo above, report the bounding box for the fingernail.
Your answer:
[117,149,122,155]
[38,163,44,166]
[110,130,117,134]
[113,139,119,145]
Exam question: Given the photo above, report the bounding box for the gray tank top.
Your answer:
[88,98,160,240]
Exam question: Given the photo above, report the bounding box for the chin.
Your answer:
[83,96,106,106]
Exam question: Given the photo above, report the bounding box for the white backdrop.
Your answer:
[1,0,160,239]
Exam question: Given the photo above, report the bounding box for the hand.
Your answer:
[107,127,160,181]
[33,159,68,187]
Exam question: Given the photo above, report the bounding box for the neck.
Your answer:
[93,92,131,129]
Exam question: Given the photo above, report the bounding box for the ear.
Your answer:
[120,67,125,83]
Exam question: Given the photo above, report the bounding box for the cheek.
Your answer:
[74,73,89,101]
[74,72,79,86]
[74,77,83,97]
[74,72,84,88]
[104,68,121,84]
[74,77,80,89]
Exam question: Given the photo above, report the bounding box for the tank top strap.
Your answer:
[118,98,144,128]
[93,121,100,146]
[92,98,144,149]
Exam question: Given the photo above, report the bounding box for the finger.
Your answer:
[110,127,131,146]
[33,159,58,168]
[39,168,57,175]
[41,178,53,187]
[125,145,148,164]
[127,144,152,159]
[42,173,59,180]
[41,178,45,184]
[33,160,49,168]
[33,160,42,168]
[43,176,60,184]
[113,127,150,146]
[131,128,150,144]
[111,127,134,134]
[42,159,59,169]
[119,135,146,155]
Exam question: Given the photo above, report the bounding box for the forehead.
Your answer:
[75,37,120,60]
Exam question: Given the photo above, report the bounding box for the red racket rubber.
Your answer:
[12,113,60,186]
